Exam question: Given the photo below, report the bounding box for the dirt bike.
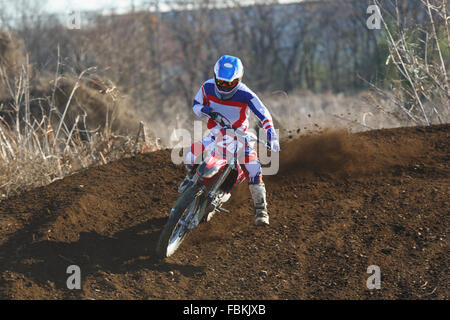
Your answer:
[156,112,271,259]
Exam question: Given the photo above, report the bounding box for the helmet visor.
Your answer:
[215,77,240,93]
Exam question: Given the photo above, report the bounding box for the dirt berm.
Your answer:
[0,124,448,299]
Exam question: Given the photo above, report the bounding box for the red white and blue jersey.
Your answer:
[193,79,274,134]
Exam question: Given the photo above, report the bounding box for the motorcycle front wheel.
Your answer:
[155,184,203,259]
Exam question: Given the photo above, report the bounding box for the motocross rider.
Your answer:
[179,55,280,226]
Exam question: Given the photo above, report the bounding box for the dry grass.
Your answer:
[0,31,160,199]
[0,63,159,199]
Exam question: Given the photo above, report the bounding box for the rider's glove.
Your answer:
[267,127,280,152]
[200,105,212,118]
[270,140,280,152]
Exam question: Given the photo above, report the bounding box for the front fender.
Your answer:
[197,157,227,178]
[197,162,219,178]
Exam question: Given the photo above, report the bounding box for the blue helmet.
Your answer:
[213,55,244,99]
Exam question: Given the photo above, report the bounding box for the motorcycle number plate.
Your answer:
[214,130,246,159]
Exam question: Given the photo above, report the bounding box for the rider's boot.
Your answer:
[249,182,269,226]
[178,164,196,193]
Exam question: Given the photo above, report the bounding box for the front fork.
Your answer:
[208,165,233,199]
[187,165,233,229]
[201,165,233,221]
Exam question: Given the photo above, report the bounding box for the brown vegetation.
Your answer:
[0,30,156,198]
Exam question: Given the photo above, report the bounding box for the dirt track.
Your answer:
[0,124,448,300]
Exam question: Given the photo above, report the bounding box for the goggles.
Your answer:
[215,77,240,92]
